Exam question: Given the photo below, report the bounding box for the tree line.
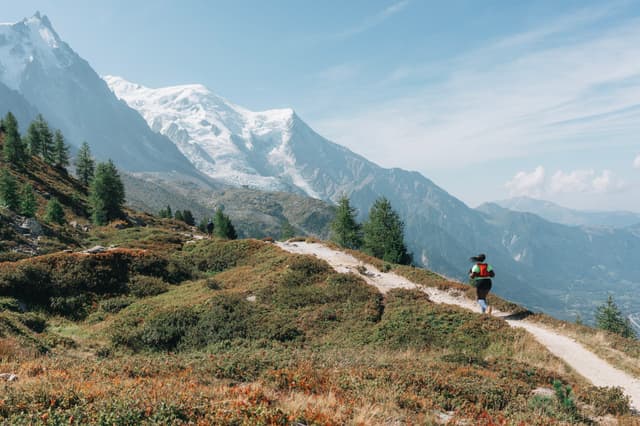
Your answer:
[330,195,412,265]
[159,204,237,240]
[0,112,125,226]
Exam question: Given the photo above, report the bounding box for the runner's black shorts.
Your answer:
[475,278,492,300]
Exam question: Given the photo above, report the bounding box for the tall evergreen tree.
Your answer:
[362,197,412,265]
[89,160,125,225]
[39,119,54,164]
[174,210,184,222]
[44,197,66,225]
[330,196,362,249]
[0,169,20,211]
[25,116,43,156]
[53,130,70,169]
[2,112,26,167]
[19,183,37,217]
[213,207,237,240]
[182,210,195,226]
[595,295,636,338]
[75,142,95,186]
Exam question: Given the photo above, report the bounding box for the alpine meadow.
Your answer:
[1,4,640,425]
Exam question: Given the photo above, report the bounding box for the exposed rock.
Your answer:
[83,245,106,254]
[20,218,43,236]
[0,373,18,382]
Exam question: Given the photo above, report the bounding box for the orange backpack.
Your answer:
[477,263,491,278]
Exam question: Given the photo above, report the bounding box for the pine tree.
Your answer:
[25,117,43,156]
[44,197,66,224]
[89,160,125,225]
[0,168,20,211]
[166,205,172,218]
[2,112,26,167]
[362,197,412,265]
[19,183,37,217]
[595,295,636,338]
[214,207,237,240]
[330,196,362,249]
[174,210,184,222]
[39,119,54,164]
[53,130,70,169]
[182,210,195,226]
[75,142,95,186]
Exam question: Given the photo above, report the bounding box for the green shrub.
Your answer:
[128,275,169,298]
[204,278,221,290]
[581,385,630,416]
[181,239,263,273]
[49,295,92,319]
[0,297,21,312]
[140,308,199,351]
[279,255,331,287]
[100,296,134,313]
[17,312,47,333]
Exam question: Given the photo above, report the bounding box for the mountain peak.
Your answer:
[0,12,71,90]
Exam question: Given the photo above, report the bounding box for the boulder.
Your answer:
[20,218,43,236]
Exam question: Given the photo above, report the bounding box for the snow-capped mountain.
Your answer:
[0,13,198,174]
[105,76,314,195]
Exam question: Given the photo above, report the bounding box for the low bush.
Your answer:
[17,312,47,333]
[181,239,265,273]
[49,294,92,320]
[0,250,189,313]
[0,297,21,312]
[100,296,134,313]
[580,385,630,416]
[128,275,169,298]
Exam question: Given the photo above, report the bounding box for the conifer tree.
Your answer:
[44,197,66,224]
[75,142,95,186]
[53,130,70,169]
[174,210,184,222]
[182,210,195,226]
[330,195,362,249]
[39,119,54,165]
[0,169,20,211]
[362,197,411,265]
[214,207,237,240]
[89,160,125,225]
[2,112,26,167]
[166,205,172,218]
[25,117,43,156]
[19,183,37,217]
[595,295,636,338]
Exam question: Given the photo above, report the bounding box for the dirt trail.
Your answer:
[276,241,640,410]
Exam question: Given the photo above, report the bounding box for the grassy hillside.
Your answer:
[0,231,636,424]
[0,131,637,424]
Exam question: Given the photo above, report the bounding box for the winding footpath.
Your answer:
[276,241,640,411]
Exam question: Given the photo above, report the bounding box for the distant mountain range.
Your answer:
[2,13,640,322]
[495,196,640,228]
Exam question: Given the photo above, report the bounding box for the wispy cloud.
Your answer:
[506,166,626,197]
[316,3,640,173]
[334,0,410,39]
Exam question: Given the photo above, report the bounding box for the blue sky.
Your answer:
[4,0,640,211]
